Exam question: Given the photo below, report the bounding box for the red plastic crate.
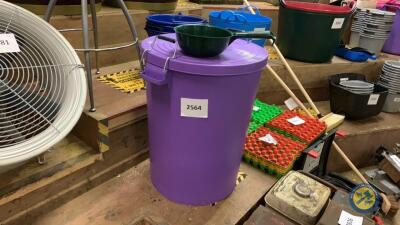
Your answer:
[244,127,306,176]
[266,111,326,144]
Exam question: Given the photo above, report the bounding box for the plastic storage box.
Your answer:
[145,14,206,37]
[243,127,306,177]
[265,171,332,225]
[329,73,388,120]
[247,99,282,134]
[209,7,272,46]
[266,111,327,144]
[277,0,355,62]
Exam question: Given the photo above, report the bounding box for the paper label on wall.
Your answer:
[0,33,20,53]
[338,210,363,225]
[332,18,345,29]
[394,97,400,103]
[181,98,208,118]
[284,97,299,110]
[259,134,278,145]
[367,94,380,105]
[253,106,260,111]
[287,116,305,126]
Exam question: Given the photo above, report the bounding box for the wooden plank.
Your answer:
[32,160,276,225]
[0,135,101,224]
[72,111,101,151]
[0,135,96,197]
[2,149,148,225]
[0,119,149,225]
[73,61,146,152]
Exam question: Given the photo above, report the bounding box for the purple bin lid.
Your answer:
[140,33,269,76]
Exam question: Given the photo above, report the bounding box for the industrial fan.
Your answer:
[0,0,87,172]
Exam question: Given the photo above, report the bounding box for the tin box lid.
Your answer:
[265,171,331,225]
[140,33,269,76]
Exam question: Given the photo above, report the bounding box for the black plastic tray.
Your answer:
[329,73,388,120]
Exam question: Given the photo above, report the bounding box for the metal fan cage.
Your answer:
[0,0,87,171]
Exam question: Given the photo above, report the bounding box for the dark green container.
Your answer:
[277,0,355,63]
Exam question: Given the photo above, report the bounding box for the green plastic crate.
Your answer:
[247,99,283,134]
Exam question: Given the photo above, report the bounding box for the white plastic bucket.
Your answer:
[359,31,388,54]
[382,93,400,112]
[349,31,360,47]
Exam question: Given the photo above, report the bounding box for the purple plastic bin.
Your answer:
[383,6,400,55]
[141,34,268,205]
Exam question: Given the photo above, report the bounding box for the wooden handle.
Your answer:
[266,65,312,117]
[268,40,321,116]
[243,0,256,14]
[332,142,391,213]
[332,142,368,183]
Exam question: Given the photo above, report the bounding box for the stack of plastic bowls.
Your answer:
[145,14,207,37]
[378,61,400,112]
[339,80,374,94]
[349,8,367,47]
[359,9,395,55]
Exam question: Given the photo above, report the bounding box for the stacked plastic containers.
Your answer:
[209,6,272,46]
[277,0,355,62]
[243,127,306,177]
[349,8,367,47]
[243,101,327,177]
[247,99,283,134]
[358,9,396,55]
[378,61,400,112]
[145,14,206,36]
[266,111,327,144]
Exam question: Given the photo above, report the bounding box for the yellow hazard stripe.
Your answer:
[98,120,109,153]
[97,69,145,94]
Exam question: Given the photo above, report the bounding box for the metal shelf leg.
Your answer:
[115,0,143,70]
[44,0,57,22]
[82,0,96,112]
[90,0,100,75]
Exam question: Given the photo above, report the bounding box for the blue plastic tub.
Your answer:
[146,14,206,26]
[209,6,272,46]
[145,24,175,33]
[145,13,207,37]
[145,28,170,37]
